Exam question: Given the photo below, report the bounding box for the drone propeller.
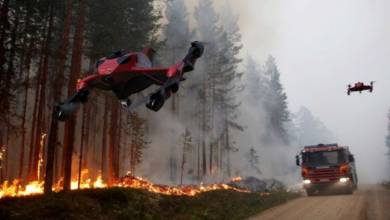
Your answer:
[162,41,209,50]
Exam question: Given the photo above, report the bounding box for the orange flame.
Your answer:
[37,133,47,181]
[230,176,243,182]
[0,169,249,199]
[0,145,6,170]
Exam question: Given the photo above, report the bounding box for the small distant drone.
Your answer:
[347,81,374,95]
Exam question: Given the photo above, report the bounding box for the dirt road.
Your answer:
[249,185,390,220]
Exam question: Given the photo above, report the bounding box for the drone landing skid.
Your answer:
[123,77,181,113]
[55,99,81,121]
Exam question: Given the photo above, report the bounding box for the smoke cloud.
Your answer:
[138,0,390,186]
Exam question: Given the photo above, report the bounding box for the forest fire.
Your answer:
[116,172,249,196]
[0,180,44,198]
[0,170,249,199]
[230,176,243,182]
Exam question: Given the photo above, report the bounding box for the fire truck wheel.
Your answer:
[306,189,315,196]
[344,186,353,195]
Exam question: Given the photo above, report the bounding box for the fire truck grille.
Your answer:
[308,168,342,183]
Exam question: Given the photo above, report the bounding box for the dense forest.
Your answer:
[0,0,334,192]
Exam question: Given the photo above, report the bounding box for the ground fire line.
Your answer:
[0,171,249,199]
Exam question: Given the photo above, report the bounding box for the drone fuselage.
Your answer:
[347,82,373,95]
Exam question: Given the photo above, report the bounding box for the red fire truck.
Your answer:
[295,143,358,196]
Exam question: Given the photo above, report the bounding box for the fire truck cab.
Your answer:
[296,143,358,196]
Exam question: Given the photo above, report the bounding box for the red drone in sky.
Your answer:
[347,81,374,95]
[55,41,205,121]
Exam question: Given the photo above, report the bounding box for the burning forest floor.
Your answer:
[0,187,298,220]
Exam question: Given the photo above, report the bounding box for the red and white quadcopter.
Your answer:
[55,41,204,121]
[347,81,374,95]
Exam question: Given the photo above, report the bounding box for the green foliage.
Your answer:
[0,188,299,220]
[86,0,161,59]
[192,0,244,178]
[0,0,65,124]
[245,56,291,145]
[263,56,290,144]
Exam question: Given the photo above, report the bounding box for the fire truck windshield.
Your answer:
[302,150,346,167]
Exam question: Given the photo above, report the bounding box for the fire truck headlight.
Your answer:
[339,177,349,183]
[303,179,311,184]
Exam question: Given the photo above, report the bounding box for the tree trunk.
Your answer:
[63,0,86,191]
[18,39,34,179]
[52,0,73,100]
[77,105,87,189]
[46,0,73,189]
[108,100,119,184]
[202,140,206,177]
[44,109,58,193]
[27,71,40,180]
[116,109,122,178]
[82,103,90,169]
[91,102,98,177]
[101,97,109,180]
[32,7,54,181]
[209,143,213,174]
[0,0,9,77]
[180,143,186,185]
[226,125,231,177]
[27,15,49,181]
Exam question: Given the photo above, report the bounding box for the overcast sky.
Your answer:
[219,0,390,183]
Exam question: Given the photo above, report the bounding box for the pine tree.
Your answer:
[263,56,290,145]
[217,3,244,178]
[294,106,335,145]
[44,0,73,191]
[0,0,163,186]
[0,0,11,128]
[162,0,192,183]
[0,0,69,184]
[85,0,161,182]
[129,113,148,174]
[108,100,120,184]
[163,0,192,67]
[246,147,262,176]
[193,0,246,179]
[194,0,223,178]
[31,3,55,181]
[86,0,161,57]
[101,97,109,180]
[62,0,87,191]
[180,129,193,185]
[194,0,213,177]
[245,56,268,104]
